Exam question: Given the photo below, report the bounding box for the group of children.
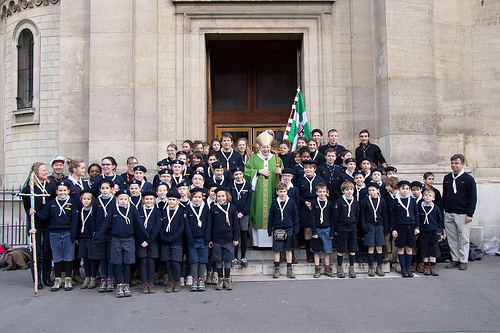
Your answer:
[25,130,446,298]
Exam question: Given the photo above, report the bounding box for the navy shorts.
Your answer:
[212,242,234,262]
[91,232,111,260]
[110,237,136,265]
[136,239,160,259]
[272,227,294,252]
[363,224,386,247]
[336,231,358,254]
[394,224,417,248]
[311,227,333,254]
[77,238,92,259]
[419,230,438,258]
[300,204,313,229]
[161,244,183,262]
[188,238,209,263]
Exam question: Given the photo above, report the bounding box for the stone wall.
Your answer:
[1,1,60,186]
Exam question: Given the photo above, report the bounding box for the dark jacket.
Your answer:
[355,141,386,167]
[311,199,335,237]
[442,172,477,218]
[95,203,149,244]
[160,205,186,246]
[390,195,419,229]
[360,196,390,234]
[185,202,212,245]
[334,196,359,232]
[267,198,300,236]
[36,197,79,241]
[211,202,239,243]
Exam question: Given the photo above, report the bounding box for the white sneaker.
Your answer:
[180,277,185,287]
[186,275,193,286]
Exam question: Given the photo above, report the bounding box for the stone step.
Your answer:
[229,260,391,276]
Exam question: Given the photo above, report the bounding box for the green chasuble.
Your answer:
[244,153,283,232]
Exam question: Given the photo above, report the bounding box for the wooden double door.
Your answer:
[207,40,301,143]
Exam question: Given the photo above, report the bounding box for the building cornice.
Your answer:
[1,0,59,20]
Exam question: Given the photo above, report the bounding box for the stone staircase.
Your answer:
[230,248,394,281]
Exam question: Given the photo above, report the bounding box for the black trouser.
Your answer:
[30,228,52,282]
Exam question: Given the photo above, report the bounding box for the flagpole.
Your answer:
[283,88,300,140]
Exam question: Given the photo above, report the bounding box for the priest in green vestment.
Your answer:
[244,132,283,247]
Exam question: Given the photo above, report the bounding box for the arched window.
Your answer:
[17,29,34,110]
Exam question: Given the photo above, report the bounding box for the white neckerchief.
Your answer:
[312,150,318,161]
[241,154,248,165]
[98,195,112,217]
[356,184,365,201]
[304,173,316,193]
[213,175,225,186]
[286,182,294,190]
[317,198,327,223]
[87,179,93,188]
[390,192,398,199]
[81,208,91,233]
[105,173,117,182]
[143,205,154,228]
[363,170,371,178]
[131,194,142,209]
[396,193,411,217]
[190,201,205,227]
[166,205,179,232]
[278,197,289,221]
[56,197,70,216]
[35,175,48,204]
[156,197,167,209]
[68,174,84,191]
[342,195,353,217]
[368,196,380,221]
[216,202,231,225]
[452,170,465,194]
[117,202,131,224]
[421,202,434,224]
[172,175,182,186]
[222,149,234,169]
[139,180,145,190]
[233,179,247,200]
[412,194,422,204]
[345,170,354,178]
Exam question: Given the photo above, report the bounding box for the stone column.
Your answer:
[88,0,134,171]
[59,0,90,160]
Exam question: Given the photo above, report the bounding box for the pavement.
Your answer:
[1,256,499,333]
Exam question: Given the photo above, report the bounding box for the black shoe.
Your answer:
[37,282,44,289]
[43,279,53,287]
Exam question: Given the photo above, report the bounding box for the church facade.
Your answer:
[1,0,499,242]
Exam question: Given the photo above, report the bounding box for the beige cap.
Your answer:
[255,131,274,146]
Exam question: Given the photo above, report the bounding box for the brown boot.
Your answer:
[173,281,182,292]
[72,269,84,284]
[368,266,375,277]
[410,263,417,272]
[148,282,156,294]
[141,283,149,294]
[165,282,173,293]
[430,266,439,276]
[417,263,425,273]
[446,261,459,269]
[424,265,431,275]
[459,262,468,270]
[376,266,385,277]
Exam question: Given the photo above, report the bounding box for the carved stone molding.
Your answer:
[1,0,59,19]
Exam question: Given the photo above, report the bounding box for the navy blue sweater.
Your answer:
[390,195,419,229]
[36,197,79,241]
[66,177,91,209]
[317,163,342,201]
[334,196,359,232]
[93,174,127,195]
[206,173,232,189]
[311,199,335,237]
[211,202,239,243]
[355,141,386,167]
[95,203,148,244]
[442,172,477,217]
[418,202,443,235]
[279,152,295,169]
[90,196,116,235]
[22,180,56,230]
[139,205,162,245]
[230,180,253,216]
[78,208,93,239]
[217,149,244,170]
[267,198,300,236]
[297,174,327,205]
[185,202,212,245]
[160,206,186,246]
[360,196,390,234]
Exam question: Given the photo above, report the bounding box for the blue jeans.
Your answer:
[49,231,74,263]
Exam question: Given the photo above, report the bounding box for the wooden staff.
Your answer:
[16,172,50,296]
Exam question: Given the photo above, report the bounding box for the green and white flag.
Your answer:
[285,88,311,151]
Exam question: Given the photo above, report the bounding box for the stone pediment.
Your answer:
[1,0,59,19]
